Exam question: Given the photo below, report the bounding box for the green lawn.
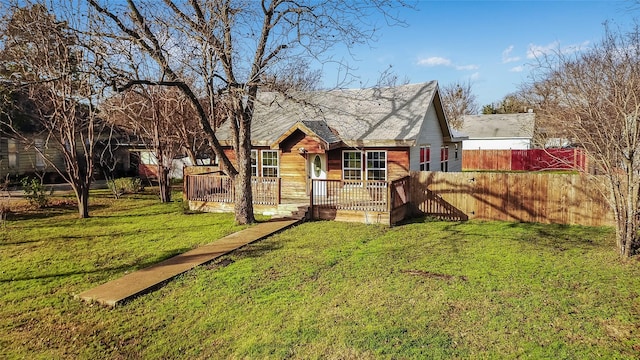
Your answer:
[1,192,639,359]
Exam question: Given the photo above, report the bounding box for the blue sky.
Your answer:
[321,0,637,108]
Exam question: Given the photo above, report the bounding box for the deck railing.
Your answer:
[185,173,410,213]
[311,176,410,212]
[185,174,281,206]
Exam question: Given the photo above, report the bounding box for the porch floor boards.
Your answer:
[76,218,300,307]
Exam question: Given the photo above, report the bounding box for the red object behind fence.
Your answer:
[511,149,587,171]
[463,148,587,172]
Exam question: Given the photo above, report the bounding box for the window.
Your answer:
[440,145,449,172]
[419,145,430,171]
[261,150,278,177]
[34,139,45,169]
[8,139,18,169]
[366,151,386,181]
[342,151,362,180]
[250,150,258,177]
[454,144,459,160]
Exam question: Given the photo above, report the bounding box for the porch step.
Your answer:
[269,203,310,221]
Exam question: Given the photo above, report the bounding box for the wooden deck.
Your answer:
[184,173,411,225]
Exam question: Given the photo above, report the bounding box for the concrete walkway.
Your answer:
[76,218,300,307]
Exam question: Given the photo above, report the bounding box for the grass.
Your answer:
[1,191,639,359]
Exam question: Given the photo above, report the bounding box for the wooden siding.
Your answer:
[325,148,410,181]
[278,131,324,200]
[313,207,391,225]
[279,150,308,200]
[278,129,326,154]
[411,171,614,227]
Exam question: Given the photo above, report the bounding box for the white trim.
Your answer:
[365,150,387,181]
[342,150,363,180]
[250,149,258,177]
[260,149,279,178]
[419,145,431,171]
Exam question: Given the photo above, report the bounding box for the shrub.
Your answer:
[20,177,50,208]
[108,177,144,198]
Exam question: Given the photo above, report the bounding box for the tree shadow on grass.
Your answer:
[6,204,108,221]
[230,239,284,260]
[393,215,611,253]
[510,222,612,252]
[0,248,190,283]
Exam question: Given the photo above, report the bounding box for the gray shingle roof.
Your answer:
[460,113,535,139]
[216,81,442,147]
[299,120,341,146]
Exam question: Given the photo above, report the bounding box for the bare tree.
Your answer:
[525,25,640,257]
[0,2,107,218]
[481,93,532,115]
[440,80,478,130]
[83,0,409,224]
[102,86,207,202]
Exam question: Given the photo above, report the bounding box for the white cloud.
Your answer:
[456,64,479,71]
[416,56,452,67]
[502,45,521,63]
[527,41,560,59]
[509,66,524,73]
[416,56,478,71]
[527,40,590,59]
[469,72,481,80]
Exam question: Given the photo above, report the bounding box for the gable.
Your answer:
[270,120,341,151]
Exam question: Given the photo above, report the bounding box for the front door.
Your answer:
[309,153,327,196]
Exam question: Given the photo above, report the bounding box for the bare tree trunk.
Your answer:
[233,112,255,224]
[158,165,171,203]
[71,181,90,218]
[78,187,90,218]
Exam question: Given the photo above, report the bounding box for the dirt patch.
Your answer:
[206,258,235,270]
[400,269,468,282]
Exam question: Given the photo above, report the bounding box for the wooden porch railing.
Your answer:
[311,176,410,212]
[185,174,281,206]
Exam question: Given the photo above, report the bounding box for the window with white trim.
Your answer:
[342,150,362,180]
[366,151,386,181]
[454,144,459,160]
[8,139,18,169]
[419,145,430,171]
[34,138,45,169]
[261,150,278,177]
[440,145,449,172]
[250,150,258,177]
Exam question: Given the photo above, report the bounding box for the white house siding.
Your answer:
[446,142,463,172]
[462,138,531,150]
[409,104,444,171]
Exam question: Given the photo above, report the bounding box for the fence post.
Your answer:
[183,174,189,202]
[387,181,392,212]
[310,179,314,214]
[277,178,281,205]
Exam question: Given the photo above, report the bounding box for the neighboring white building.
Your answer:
[460,113,536,150]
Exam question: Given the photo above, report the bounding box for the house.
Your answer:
[185,81,466,224]
[0,134,66,182]
[460,113,536,150]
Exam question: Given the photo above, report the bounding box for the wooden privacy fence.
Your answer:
[463,149,588,172]
[411,171,614,227]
